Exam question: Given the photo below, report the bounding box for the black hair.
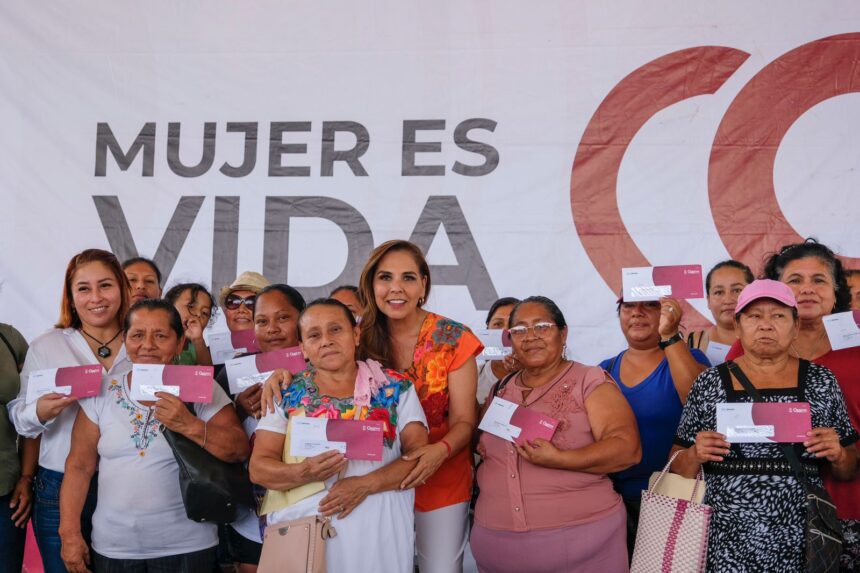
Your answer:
[163,282,218,325]
[255,284,307,317]
[122,257,163,285]
[762,238,850,313]
[485,297,521,327]
[123,299,184,340]
[706,260,754,293]
[330,285,359,296]
[509,296,568,330]
[296,298,357,342]
[846,269,860,279]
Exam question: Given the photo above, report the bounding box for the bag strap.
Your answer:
[649,449,705,502]
[726,361,812,488]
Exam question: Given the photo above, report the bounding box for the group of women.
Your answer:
[0,237,857,572]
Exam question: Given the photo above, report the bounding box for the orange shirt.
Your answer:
[405,312,483,512]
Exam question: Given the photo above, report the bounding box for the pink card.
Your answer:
[622,264,704,301]
[130,364,215,403]
[26,365,103,403]
[478,396,559,446]
[208,329,261,364]
[717,402,812,443]
[509,406,560,445]
[327,419,385,461]
[224,347,307,394]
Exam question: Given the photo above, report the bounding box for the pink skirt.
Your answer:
[470,503,628,573]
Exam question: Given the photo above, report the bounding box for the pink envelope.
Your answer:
[55,365,103,398]
[232,329,260,354]
[751,402,812,442]
[255,347,306,374]
[509,407,559,445]
[326,419,384,461]
[651,264,704,299]
[162,365,215,403]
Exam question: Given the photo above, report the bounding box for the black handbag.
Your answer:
[727,361,843,573]
[162,404,255,523]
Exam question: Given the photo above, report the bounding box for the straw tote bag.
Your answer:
[630,450,712,572]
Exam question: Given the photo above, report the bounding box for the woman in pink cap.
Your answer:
[671,279,858,572]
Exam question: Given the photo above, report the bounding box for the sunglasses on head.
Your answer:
[225,294,256,311]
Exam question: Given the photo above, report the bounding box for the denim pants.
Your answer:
[33,467,97,573]
[0,491,26,572]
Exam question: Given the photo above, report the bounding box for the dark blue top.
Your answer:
[600,348,710,501]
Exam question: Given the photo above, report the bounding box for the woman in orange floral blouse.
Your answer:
[358,240,483,573]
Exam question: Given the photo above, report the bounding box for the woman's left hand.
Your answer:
[400,442,448,489]
[804,427,845,463]
[515,438,563,468]
[318,476,373,519]
[9,476,33,527]
[154,392,195,433]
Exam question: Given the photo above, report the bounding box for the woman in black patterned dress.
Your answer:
[670,280,858,572]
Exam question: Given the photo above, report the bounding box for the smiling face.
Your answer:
[779,257,837,321]
[509,302,566,369]
[707,266,749,328]
[372,250,428,321]
[124,261,162,304]
[299,304,360,373]
[71,261,123,331]
[224,289,257,332]
[618,301,661,349]
[736,299,798,359]
[253,290,300,352]
[124,308,185,365]
[174,288,213,329]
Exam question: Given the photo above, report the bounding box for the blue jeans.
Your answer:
[0,491,26,572]
[33,467,97,573]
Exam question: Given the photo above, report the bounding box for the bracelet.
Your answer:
[202,421,208,450]
[440,438,452,458]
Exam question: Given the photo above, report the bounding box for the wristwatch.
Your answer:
[658,332,683,350]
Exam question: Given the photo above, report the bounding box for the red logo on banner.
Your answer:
[570,34,860,330]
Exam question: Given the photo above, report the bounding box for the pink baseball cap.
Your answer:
[735,279,797,314]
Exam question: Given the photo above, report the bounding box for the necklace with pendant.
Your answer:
[80,328,122,359]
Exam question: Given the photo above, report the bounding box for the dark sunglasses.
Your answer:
[225,294,256,311]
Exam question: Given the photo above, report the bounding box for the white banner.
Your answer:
[1,2,858,364]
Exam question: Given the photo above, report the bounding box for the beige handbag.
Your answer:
[647,465,706,503]
[258,514,337,573]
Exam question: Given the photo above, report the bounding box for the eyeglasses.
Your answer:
[225,294,256,311]
[507,322,557,340]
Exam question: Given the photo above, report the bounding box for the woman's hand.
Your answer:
[804,428,845,463]
[184,317,205,344]
[36,393,79,424]
[691,431,730,463]
[318,476,373,519]
[515,438,564,468]
[502,353,521,374]
[300,450,347,483]
[61,532,91,573]
[235,383,263,419]
[153,392,196,433]
[658,297,683,338]
[260,369,294,415]
[400,442,448,489]
[9,475,33,527]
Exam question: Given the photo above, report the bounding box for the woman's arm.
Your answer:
[401,356,478,488]
[9,436,39,527]
[319,421,428,518]
[669,432,730,478]
[59,410,100,573]
[660,298,707,403]
[515,380,641,473]
[249,429,346,491]
[154,392,250,463]
[805,429,858,481]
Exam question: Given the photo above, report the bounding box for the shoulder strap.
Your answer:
[726,361,811,487]
[0,329,22,371]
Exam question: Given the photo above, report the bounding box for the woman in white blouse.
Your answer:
[59,299,249,572]
[7,249,132,573]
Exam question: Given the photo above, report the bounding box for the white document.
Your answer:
[26,369,71,403]
[475,329,512,361]
[478,397,522,442]
[716,403,774,443]
[208,331,246,364]
[622,267,672,302]
[129,364,179,401]
[823,311,860,351]
[225,353,274,394]
[289,417,347,457]
[705,341,731,366]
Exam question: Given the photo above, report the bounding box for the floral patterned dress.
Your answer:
[405,312,483,512]
[257,364,428,573]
